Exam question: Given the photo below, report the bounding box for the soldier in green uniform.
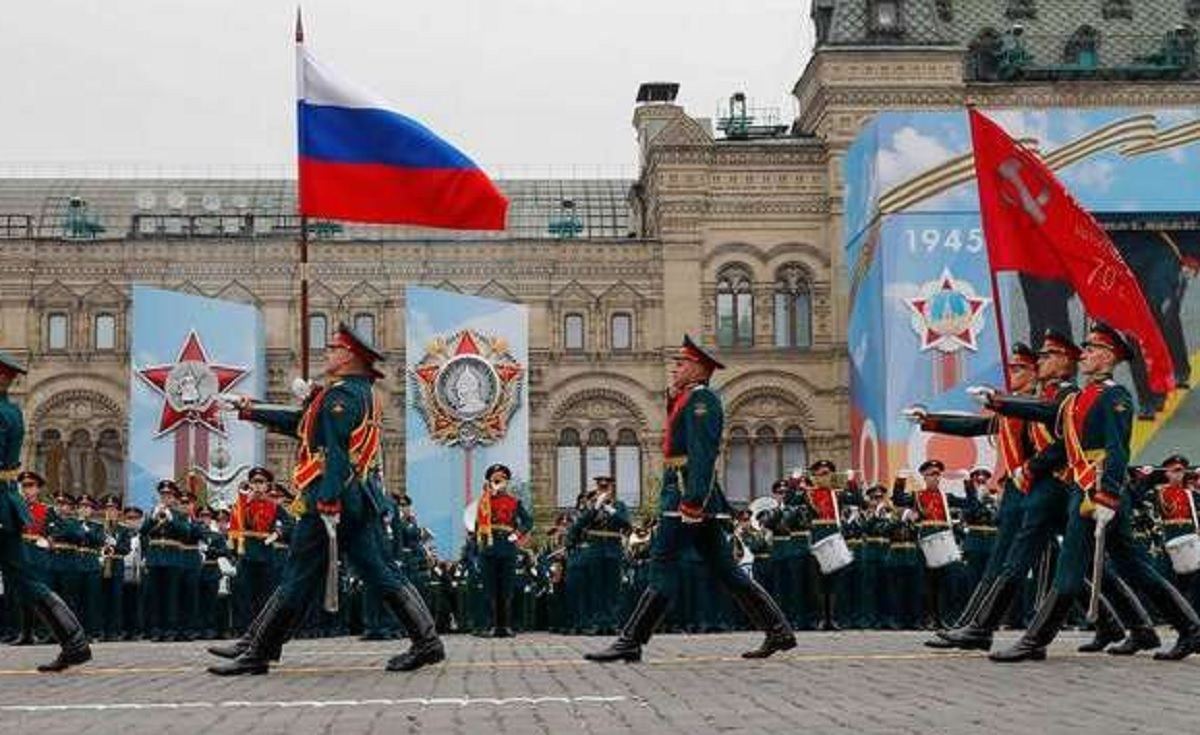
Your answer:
[98,495,132,641]
[120,506,144,640]
[576,477,631,634]
[208,323,442,675]
[361,488,401,640]
[474,463,533,637]
[50,494,105,639]
[5,470,51,646]
[859,485,894,629]
[175,489,204,641]
[761,480,803,629]
[960,469,999,598]
[887,491,923,629]
[587,336,795,662]
[990,323,1200,662]
[197,506,235,639]
[45,494,77,612]
[0,351,91,671]
[140,480,190,641]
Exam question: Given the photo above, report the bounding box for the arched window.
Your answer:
[724,427,752,504]
[967,28,1003,81]
[94,314,116,351]
[585,428,612,491]
[614,429,641,508]
[353,313,376,346]
[564,313,585,351]
[555,428,582,508]
[716,264,753,348]
[610,313,632,351]
[1064,26,1099,67]
[66,429,92,496]
[35,429,64,494]
[309,313,328,350]
[774,264,813,349]
[752,427,779,499]
[781,426,808,478]
[97,428,123,499]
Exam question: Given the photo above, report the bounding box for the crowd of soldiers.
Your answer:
[8,453,1195,645]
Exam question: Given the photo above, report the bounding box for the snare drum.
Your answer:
[811,533,854,575]
[1165,533,1200,575]
[918,529,962,569]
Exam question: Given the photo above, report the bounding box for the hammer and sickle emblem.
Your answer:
[997,158,1051,225]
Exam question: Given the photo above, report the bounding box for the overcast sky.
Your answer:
[2,0,813,177]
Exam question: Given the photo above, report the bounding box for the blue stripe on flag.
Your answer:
[298,102,478,170]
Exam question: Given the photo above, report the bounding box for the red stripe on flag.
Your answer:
[298,159,508,230]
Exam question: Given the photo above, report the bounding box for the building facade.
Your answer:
[1,0,1196,522]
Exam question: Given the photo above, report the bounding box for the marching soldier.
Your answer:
[586,336,795,662]
[208,322,443,675]
[988,323,1200,662]
[0,350,91,671]
[474,463,533,637]
[935,331,1154,655]
[98,494,132,641]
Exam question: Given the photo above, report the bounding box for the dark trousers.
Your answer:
[178,565,201,637]
[480,552,516,631]
[0,533,53,606]
[100,567,123,638]
[144,565,179,638]
[1000,477,1069,581]
[589,548,623,632]
[121,582,141,638]
[235,559,273,632]
[274,512,409,621]
[647,516,762,616]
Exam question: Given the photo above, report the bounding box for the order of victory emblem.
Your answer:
[904,269,990,353]
[411,329,524,449]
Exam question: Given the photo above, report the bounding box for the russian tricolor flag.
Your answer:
[296,28,507,230]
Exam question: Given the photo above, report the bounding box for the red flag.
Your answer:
[968,109,1175,394]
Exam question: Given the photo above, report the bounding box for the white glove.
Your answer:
[36,537,50,549]
[1011,465,1025,490]
[966,385,995,405]
[1092,505,1116,526]
[902,406,927,424]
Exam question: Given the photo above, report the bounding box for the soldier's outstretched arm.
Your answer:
[988,394,1059,425]
[919,413,993,437]
[239,403,304,437]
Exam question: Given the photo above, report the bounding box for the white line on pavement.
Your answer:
[0,695,631,713]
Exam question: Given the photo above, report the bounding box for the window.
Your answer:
[611,313,632,351]
[556,428,582,508]
[752,427,780,499]
[94,314,116,351]
[309,314,327,350]
[724,427,752,504]
[781,426,808,478]
[353,313,376,346]
[564,313,585,351]
[872,0,900,30]
[774,264,813,349]
[48,313,68,350]
[1101,0,1131,20]
[585,428,612,491]
[1064,26,1099,67]
[715,264,753,348]
[614,429,641,508]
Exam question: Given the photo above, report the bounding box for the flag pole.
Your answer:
[967,104,1013,393]
[296,9,310,381]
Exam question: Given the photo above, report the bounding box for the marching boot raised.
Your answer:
[32,592,92,673]
[383,583,445,672]
[585,587,668,663]
[207,600,298,676]
[207,588,284,661]
[1107,626,1161,656]
[1144,582,1200,661]
[1077,591,1125,653]
[733,579,797,659]
[933,575,1018,650]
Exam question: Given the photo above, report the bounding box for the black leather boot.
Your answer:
[818,589,840,631]
[208,589,285,661]
[32,592,92,673]
[732,579,797,659]
[989,590,1071,663]
[383,583,445,672]
[207,600,297,676]
[1107,626,1161,656]
[490,583,514,638]
[585,588,668,663]
[1142,581,1200,661]
[932,575,1016,650]
[1077,590,1125,653]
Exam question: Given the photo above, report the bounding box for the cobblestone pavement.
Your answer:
[0,630,1196,735]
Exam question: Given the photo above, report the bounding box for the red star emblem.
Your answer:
[905,270,989,352]
[136,330,249,437]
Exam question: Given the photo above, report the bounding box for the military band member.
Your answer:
[198,506,235,639]
[4,470,51,646]
[474,463,533,637]
[98,494,132,641]
[586,336,795,662]
[141,480,192,641]
[576,476,630,635]
[267,482,296,586]
[230,468,280,631]
[0,350,91,671]
[1133,455,1200,614]
[209,323,442,675]
[989,323,1200,662]
[898,459,963,629]
[806,460,847,631]
[176,488,205,641]
[120,506,144,640]
[859,484,894,629]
